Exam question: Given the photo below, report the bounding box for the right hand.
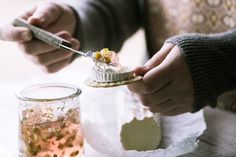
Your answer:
[0,2,80,73]
[128,43,194,116]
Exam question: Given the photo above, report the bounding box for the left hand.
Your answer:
[128,43,194,116]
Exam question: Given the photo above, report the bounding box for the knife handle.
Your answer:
[13,18,71,48]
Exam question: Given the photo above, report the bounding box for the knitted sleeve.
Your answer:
[60,0,141,52]
[166,30,236,112]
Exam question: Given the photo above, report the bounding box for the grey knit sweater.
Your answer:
[64,0,236,112]
[166,31,236,112]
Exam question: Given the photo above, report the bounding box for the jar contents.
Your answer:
[19,107,84,157]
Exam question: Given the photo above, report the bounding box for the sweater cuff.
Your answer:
[165,31,236,112]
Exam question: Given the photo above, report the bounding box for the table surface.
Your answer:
[180,107,236,157]
[0,78,235,157]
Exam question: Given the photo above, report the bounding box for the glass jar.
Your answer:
[16,83,83,157]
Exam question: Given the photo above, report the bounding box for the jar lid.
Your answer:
[16,83,82,102]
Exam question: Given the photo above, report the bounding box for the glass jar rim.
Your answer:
[16,83,82,102]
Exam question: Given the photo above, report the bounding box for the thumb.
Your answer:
[27,3,63,29]
[134,43,174,76]
[133,66,149,76]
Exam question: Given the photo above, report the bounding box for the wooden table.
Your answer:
[180,107,236,157]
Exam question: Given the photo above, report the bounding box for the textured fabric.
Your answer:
[63,0,236,112]
[66,0,236,53]
[166,30,236,112]
[69,0,141,52]
[144,0,236,56]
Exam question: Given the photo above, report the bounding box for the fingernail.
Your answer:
[21,31,31,41]
[40,17,45,23]
[28,16,45,25]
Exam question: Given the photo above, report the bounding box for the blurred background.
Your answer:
[0,0,46,80]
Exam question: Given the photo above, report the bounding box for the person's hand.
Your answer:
[128,43,194,116]
[0,2,80,73]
